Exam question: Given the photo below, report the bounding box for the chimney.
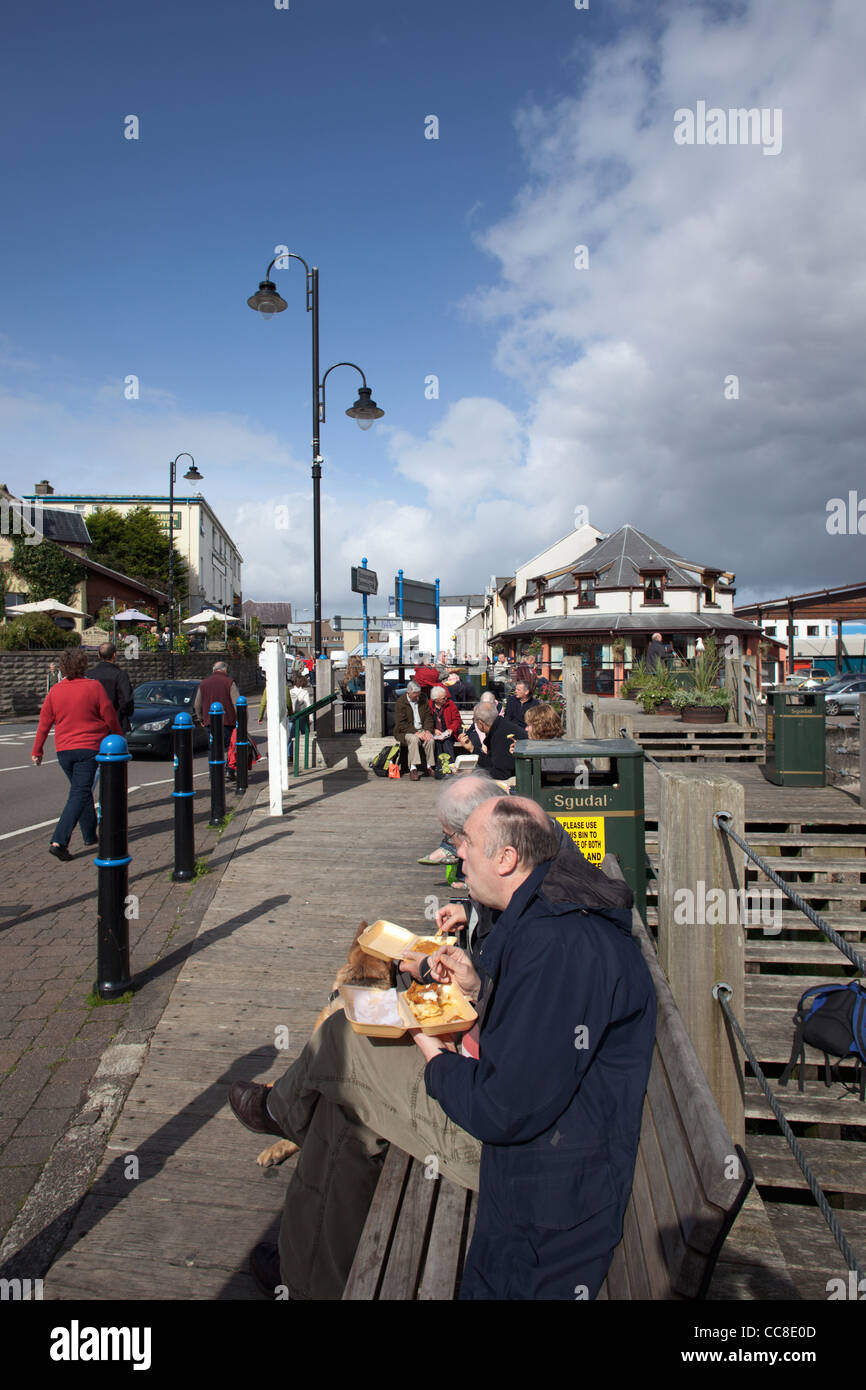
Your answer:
[34,480,54,496]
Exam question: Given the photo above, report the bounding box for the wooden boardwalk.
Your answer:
[42,750,831,1302]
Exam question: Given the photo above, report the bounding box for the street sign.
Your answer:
[375,617,403,631]
[351,566,378,596]
[333,616,402,631]
[395,576,437,624]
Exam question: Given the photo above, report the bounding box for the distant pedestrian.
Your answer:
[31,648,122,861]
[645,632,667,673]
[86,642,135,732]
[194,661,240,751]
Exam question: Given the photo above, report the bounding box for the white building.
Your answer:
[25,482,242,617]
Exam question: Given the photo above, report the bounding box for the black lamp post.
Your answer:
[247,254,384,660]
[168,453,203,677]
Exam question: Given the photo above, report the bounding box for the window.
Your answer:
[534,579,546,612]
[642,572,665,604]
[576,575,597,607]
[807,625,819,637]
[701,572,718,605]
[765,626,776,637]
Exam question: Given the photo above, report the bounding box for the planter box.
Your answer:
[680,704,729,725]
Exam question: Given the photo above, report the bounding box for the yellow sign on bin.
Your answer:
[556,816,606,865]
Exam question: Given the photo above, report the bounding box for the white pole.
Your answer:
[261,639,287,816]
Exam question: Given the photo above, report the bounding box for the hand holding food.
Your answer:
[428,945,482,1001]
[435,902,468,934]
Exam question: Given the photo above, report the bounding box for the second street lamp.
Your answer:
[168,454,202,678]
[247,252,384,660]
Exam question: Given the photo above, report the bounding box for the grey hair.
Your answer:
[406,680,421,693]
[473,701,497,727]
[436,772,501,835]
[213,661,228,672]
[479,690,497,704]
[430,684,447,700]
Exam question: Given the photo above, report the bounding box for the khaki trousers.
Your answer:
[266,1008,481,1300]
[403,731,436,769]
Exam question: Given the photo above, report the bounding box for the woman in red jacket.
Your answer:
[31,648,123,861]
[429,683,462,779]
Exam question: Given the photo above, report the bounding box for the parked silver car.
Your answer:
[824,678,866,716]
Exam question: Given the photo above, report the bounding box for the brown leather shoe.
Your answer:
[409,768,421,781]
[250,1241,285,1297]
[228,1081,286,1136]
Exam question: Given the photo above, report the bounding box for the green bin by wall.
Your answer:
[514,737,647,920]
[762,690,826,786]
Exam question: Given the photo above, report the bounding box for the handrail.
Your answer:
[288,690,338,776]
[713,811,866,975]
[713,983,864,1284]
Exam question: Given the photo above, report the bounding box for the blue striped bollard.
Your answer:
[235,695,249,795]
[93,734,133,1000]
[172,711,196,881]
[209,701,226,826]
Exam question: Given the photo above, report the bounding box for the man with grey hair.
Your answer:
[457,700,523,781]
[194,660,240,752]
[393,678,435,780]
[86,642,135,732]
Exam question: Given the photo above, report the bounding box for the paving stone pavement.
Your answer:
[0,728,269,1266]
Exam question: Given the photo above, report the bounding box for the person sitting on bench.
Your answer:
[229,793,654,1300]
[393,679,436,780]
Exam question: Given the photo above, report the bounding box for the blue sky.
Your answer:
[1,0,864,615]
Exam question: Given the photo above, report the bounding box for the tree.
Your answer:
[10,537,85,605]
[86,506,188,600]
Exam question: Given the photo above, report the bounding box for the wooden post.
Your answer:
[562,655,582,738]
[315,658,335,756]
[365,656,383,737]
[656,767,746,1146]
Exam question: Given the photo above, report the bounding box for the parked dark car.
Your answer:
[127,680,209,757]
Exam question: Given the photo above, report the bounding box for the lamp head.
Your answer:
[247,280,288,319]
[183,463,203,483]
[346,386,384,431]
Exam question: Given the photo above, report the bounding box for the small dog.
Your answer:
[257,921,394,1167]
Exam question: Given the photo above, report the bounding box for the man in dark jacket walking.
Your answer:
[86,643,135,732]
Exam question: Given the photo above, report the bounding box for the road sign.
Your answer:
[395,576,437,624]
[351,566,378,596]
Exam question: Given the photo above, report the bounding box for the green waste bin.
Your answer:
[461,667,488,700]
[762,691,826,786]
[514,738,647,920]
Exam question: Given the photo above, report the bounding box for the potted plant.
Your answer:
[675,636,731,723]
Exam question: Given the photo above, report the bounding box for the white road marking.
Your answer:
[0,773,211,841]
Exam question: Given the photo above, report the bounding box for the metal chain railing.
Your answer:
[713,983,864,1283]
[619,727,664,772]
[713,810,866,975]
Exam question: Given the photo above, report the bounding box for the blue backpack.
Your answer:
[779,981,866,1099]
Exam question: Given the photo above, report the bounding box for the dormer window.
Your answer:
[702,571,720,606]
[642,571,665,605]
[576,574,597,607]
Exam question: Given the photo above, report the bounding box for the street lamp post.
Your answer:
[168,454,203,678]
[247,254,384,660]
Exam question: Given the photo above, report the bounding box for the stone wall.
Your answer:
[825,722,860,787]
[0,650,262,719]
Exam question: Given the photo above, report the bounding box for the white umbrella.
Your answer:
[6,598,89,618]
[113,608,153,622]
[182,609,240,625]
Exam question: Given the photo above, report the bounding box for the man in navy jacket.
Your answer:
[415,797,656,1299]
[230,794,655,1300]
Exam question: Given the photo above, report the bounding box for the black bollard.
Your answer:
[172,711,196,881]
[235,695,249,795]
[93,734,133,1000]
[209,701,226,826]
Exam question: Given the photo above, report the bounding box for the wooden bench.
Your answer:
[344,879,753,1300]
